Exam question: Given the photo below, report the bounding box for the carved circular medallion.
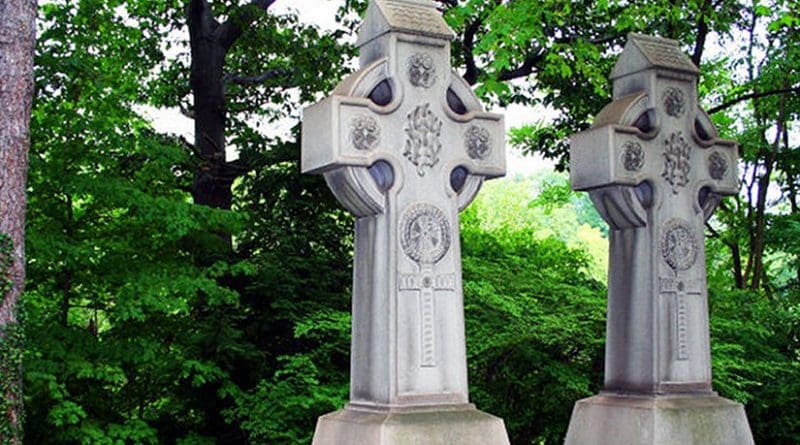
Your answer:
[408,53,436,88]
[663,87,686,117]
[400,203,451,265]
[350,115,380,151]
[708,151,728,180]
[465,125,492,160]
[661,219,698,271]
[621,141,645,171]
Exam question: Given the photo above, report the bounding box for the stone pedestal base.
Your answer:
[564,394,754,445]
[311,404,510,445]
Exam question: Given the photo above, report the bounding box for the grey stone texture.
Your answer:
[302,0,509,443]
[567,33,754,444]
[313,405,509,445]
[565,395,754,445]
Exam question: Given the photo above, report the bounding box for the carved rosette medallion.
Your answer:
[404,103,443,176]
[663,87,686,117]
[621,141,645,171]
[708,151,728,180]
[408,53,436,88]
[400,203,451,265]
[350,115,380,151]
[661,219,698,271]
[465,125,491,160]
[662,132,692,194]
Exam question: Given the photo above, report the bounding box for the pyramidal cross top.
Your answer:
[301,1,510,443]
[565,33,755,445]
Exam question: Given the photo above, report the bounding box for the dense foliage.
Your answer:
[0,234,24,442]
[17,0,800,444]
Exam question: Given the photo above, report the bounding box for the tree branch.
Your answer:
[187,0,219,37]
[462,18,482,85]
[497,51,545,81]
[691,0,710,66]
[224,68,293,87]
[707,85,800,114]
[217,0,278,50]
[496,32,624,82]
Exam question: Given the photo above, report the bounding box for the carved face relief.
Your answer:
[661,219,698,271]
[621,141,645,171]
[708,151,728,180]
[663,87,686,117]
[465,125,491,160]
[404,103,443,176]
[400,203,451,265]
[350,115,380,151]
[408,53,436,88]
[662,132,692,194]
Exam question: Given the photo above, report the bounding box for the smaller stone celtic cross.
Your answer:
[301,1,509,443]
[565,33,753,445]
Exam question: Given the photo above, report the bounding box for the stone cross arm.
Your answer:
[301,78,505,181]
[571,92,738,198]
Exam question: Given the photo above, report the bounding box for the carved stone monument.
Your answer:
[565,33,755,445]
[301,1,510,443]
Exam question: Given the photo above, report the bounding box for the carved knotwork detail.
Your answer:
[661,219,698,271]
[350,115,380,151]
[408,53,436,88]
[465,125,491,160]
[708,151,728,180]
[404,103,442,176]
[400,203,451,265]
[662,132,692,194]
[663,87,686,117]
[621,141,645,171]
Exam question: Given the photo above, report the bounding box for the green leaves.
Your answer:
[461,187,606,443]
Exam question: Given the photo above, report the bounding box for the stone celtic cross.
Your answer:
[571,33,738,394]
[566,34,753,445]
[303,2,509,442]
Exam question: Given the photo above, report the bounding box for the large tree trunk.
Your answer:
[0,0,37,441]
[188,0,234,210]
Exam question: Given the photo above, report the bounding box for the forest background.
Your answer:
[1,0,799,443]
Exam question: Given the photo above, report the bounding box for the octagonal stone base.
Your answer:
[311,404,510,445]
[564,394,754,445]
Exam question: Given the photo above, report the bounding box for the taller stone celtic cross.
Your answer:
[565,34,754,445]
[302,1,509,443]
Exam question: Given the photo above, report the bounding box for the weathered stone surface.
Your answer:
[566,33,754,444]
[565,395,754,445]
[302,0,508,443]
[312,405,510,445]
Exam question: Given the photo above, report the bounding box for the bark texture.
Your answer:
[0,0,36,441]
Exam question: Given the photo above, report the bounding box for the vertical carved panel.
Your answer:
[404,104,443,176]
[662,132,692,195]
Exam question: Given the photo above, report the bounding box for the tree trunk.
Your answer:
[188,0,235,211]
[0,0,37,441]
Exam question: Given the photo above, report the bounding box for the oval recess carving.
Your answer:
[661,219,698,271]
[400,203,451,265]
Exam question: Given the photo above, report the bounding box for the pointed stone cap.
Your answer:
[356,0,455,47]
[610,33,700,79]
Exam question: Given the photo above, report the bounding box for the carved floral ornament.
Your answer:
[350,115,380,151]
[708,151,728,180]
[621,141,645,171]
[662,87,686,117]
[465,125,491,160]
[661,219,698,271]
[662,131,692,194]
[408,53,436,88]
[404,103,443,176]
[400,203,451,265]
